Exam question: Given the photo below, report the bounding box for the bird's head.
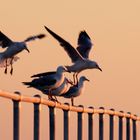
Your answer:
[80,76,90,82]
[89,61,102,71]
[57,66,69,73]
[15,42,30,53]
[24,45,30,53]
[95,63,102,71]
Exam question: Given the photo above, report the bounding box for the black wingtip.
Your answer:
[44,25,47,30]
[44,25,47,29]
[44,26,51,32]
[31,75,35,78]
[31,74,40,78]
[79,30,90,39]
[44,26,54,34]
[37,34,46,39]
[22,82,31,86]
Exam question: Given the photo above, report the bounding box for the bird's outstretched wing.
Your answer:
[24,34,46,42]
[77,31,93,58]
[0,31,13,48]
[44,26,83,63]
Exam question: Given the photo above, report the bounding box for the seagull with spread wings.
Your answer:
[44,26,102,84]
[0,31,45,74]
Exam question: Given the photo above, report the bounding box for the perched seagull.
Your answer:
[43,77,72,102]
[0,31,45,74]
[61,76,89,106]
[22,66,69,100]
[44,26,102,84]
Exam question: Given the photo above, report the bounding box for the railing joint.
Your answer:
[78,105,85,113]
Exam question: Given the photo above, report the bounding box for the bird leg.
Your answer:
[73,72,79,85]
[73,73,75,84]
[10,57,14,75]
[48,90,58,102]
[67,79,75,85]
[75,73,79,85]
[54,96,60,103]
[48,89,53,100]
[49,95,59,103]
[73,73,77,85]
[48,95,53,100]
[71,97,74,106]
[4,59,8,74]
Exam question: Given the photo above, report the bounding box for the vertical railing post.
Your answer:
[109,109,115,140]
[126,112,131,140]
[88,107,94,140]
[132,115,137,140]
[49,106,55,140]
[63,103,70,140]
[119,111,124,140]
[13,91,21,140]
[77,105,84,140]
[99,107,104,140]
[33,95,41,140]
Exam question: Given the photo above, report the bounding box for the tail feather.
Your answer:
[22,82,32,87]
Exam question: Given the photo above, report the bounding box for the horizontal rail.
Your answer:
[0,90,139,121]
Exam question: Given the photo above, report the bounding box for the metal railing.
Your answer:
[0,90,139,140]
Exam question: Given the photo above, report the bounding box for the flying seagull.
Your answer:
[23,66,69,100]
[0,31,45,74]
[61,76,89,106]
[44,26,102,84]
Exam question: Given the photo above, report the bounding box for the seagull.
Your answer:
[61,76,89,106]
[43,77,72,102]
[22,66,69,100]
[0,31,45,74]
[44,78,72,96]
[44,26,102,84]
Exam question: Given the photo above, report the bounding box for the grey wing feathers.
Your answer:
[0,31,13,48]
[44,26,83,62]
[77,31,93,58]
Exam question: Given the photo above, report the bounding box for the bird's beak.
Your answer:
[25,47,30,53]
[98,66,102,72]
[86,78,90,82]
[64,67,71,73]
